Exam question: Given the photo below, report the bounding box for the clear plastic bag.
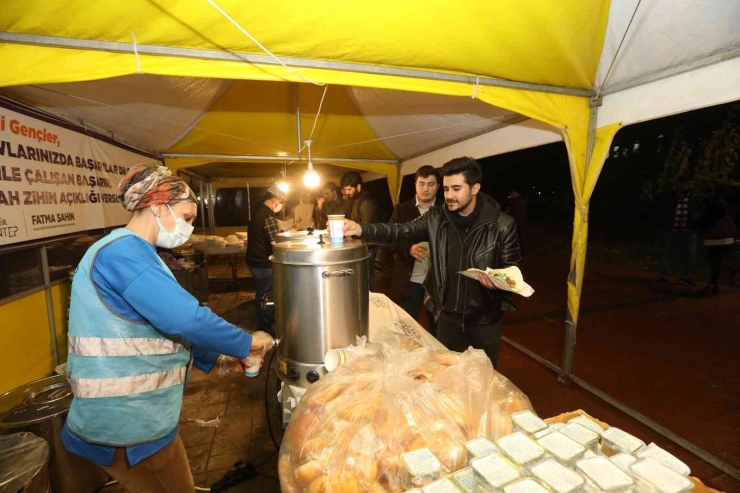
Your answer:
[278,332,533,493]
[0,432,49,493]
[213,355,243,376]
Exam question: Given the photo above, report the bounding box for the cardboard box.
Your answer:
[545,410,722,493]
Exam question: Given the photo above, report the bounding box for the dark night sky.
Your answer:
[397,100,739,239]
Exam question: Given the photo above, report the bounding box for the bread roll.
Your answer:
[308,472,359,493]
[294,435,329,464]
[278,454,303,493]
[296,460,325,485]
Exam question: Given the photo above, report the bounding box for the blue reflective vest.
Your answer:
[66,229,191,446]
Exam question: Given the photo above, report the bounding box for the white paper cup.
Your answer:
[327,214,345,242]
[244,355,262,377]
[324,347,357,371]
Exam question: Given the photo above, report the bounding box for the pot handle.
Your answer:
[322,269,355,279]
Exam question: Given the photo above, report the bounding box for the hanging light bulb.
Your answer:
[303,139,320,188]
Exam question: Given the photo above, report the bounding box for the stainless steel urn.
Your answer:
[271,236,369,387]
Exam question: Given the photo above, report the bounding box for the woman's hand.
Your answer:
[240,331,276,369]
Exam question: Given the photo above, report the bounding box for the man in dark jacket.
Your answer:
[315,181,346,229]
[387,165,441,335]
[343,157,521,367]
[246,185,287,334]
[341,171,381,290]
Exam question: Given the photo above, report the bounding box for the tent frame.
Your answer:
[163,153,398,164]
[3,27,740,481]
[0,32,594,98]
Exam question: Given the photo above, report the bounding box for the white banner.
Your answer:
[0,103,161,246]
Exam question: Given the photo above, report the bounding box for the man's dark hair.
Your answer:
[440,157,482,186]
[415,165,440,184]
[322,182,338,192]
[340,171,363,189]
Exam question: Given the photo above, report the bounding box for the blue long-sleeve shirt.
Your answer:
[63,232,252,466]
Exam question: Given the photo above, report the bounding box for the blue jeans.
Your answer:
[248,265,275,333]
[659,230,697,279]
[402,280,437,338]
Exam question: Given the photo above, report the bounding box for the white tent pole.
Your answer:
[163,153,398,164]
[0,32,593,98]
[199,180,206,231]
[295,83,302,154]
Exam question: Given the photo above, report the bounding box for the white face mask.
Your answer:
[154,205,194,249]
[273,201,283,213]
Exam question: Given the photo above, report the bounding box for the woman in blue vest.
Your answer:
[62,165,275,492]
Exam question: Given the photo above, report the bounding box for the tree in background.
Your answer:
[657,103,739,198]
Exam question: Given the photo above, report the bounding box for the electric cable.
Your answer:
[205,0,325,86]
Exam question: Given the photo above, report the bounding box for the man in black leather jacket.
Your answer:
[343,157,521,367]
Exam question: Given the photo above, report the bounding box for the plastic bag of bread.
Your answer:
[279,332,533,493]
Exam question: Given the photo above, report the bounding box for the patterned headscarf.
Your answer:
[118,165,197,211]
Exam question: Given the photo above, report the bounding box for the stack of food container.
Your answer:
[402,410,695,493]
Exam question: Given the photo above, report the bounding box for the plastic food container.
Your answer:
[511,410,548,436]
[537,432,586,465]
[402,448,442,489]
[497,432,546,471]
[609,453,637,474]
[466,437,500,464]
[535,422,567,440]
[422,477,464,493]
[452,467,476,493]
[601,427,646,455]
[630,457,694,493]
[560,423,600,453]
[505,478,551,493]
[575,456,634,493]
[568,415,605,436]
[471,453,521,493]
[531,458,586,493]
[636,443,691,476]
[533,427,553,440]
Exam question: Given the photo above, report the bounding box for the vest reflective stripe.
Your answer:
[68,335,184,357]
[68,366,187,399]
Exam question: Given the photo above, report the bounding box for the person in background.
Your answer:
[343,157,521,367]
[341,171,381,291]
[657,177,704,286]
[388,165,441,336]
[246,185,288,333]
[507,187,528,253]
[316,181,346,229]
[294,192,316,230]
[697,195,738,296]
[63,165,274,492]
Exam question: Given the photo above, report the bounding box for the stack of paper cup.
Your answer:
[327,214,345,243]
[324,347,357,371]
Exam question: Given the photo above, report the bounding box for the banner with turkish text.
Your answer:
[0,103,161,245]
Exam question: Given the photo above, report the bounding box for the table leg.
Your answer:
[232,254,238,280]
